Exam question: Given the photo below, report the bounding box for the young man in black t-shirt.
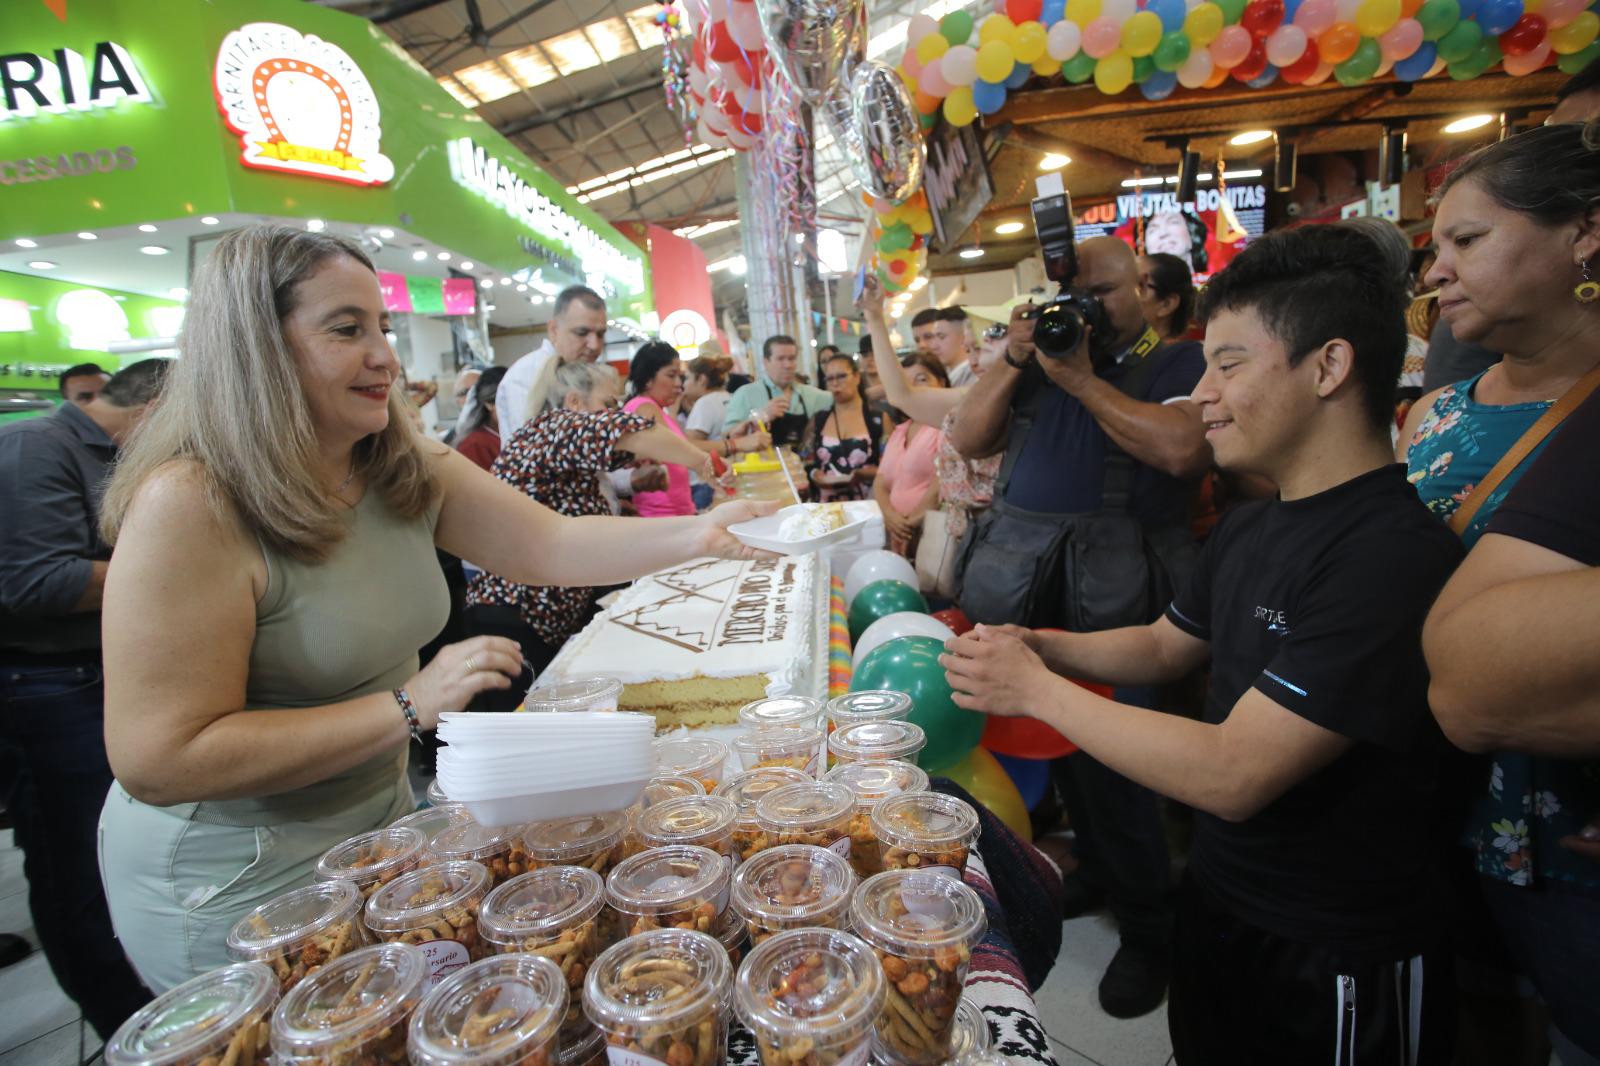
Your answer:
[943,226,1465,1064]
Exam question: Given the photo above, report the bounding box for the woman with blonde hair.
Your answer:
[95,225,772,990]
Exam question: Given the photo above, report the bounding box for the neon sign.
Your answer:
[446,137,644,296]
[0,42,151,121]
[214,22,393,186]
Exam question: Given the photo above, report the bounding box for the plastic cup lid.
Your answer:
[427,778,450,805]
[225,881,363,960]
[636,795,738,848]
[730,726,825,757]
[828,720,928,761]
[365,861,492,935]
[737,695,823,731]
[105,962,278,1066]
[849,869,987,955]
[557,1024,605,1066]
[479,867,605,946]
[870,791,981,852]
[754,782,854,831]
[950,997,993,1059]
[712,905,747,951]
[271,943,429,1057]
[652,736,729,776]
[407,954,566,1066]
[521,811,626,862]
[713,767,811,821]
[392,803,472,844]
[315,826,427,886]
[825,690,913,726]
[731,844,855,926]
[605,845,730,916]
[522,677,624,712]
[428,821,526,863]
[822,760,929,809]
[582,929,731,1032]
[733,929,884,1045]
[642,774,707,807]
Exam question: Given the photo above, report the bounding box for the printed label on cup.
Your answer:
[419,938,471,988]
[827,836,855,859]
[606,1047,670,1066]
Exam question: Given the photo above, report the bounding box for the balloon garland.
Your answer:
[655,2,698,145]
[898,0,1596,113]
[864,189,935,293]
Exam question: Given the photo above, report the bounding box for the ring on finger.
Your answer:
[465,656,478,674]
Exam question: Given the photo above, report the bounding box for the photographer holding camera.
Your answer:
[949,225,1211,1018]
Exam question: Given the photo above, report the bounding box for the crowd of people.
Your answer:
[1,62,1598,1066]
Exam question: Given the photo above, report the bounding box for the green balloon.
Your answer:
[851,636,985,773]
[878,222,913,253]
[1436,18,1482,63]
[1469,35,1501,69]
[1154,32,1192,72]
[1559,40,1600,74]
[1416,0,1460,41]
[847,580,929,645]
[1063,51,1098,82]
[1132,54,1156,82]
[1215,0,1248,24]
[1335,37,1382,84]
[920,111,937,131]
[941,9,975,46]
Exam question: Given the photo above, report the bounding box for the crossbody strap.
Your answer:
[1448,362,1600,536]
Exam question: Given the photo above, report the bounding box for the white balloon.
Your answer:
[1046,20,1081,61]
[844,550,919,608]
[727,0,767,51]
[706,0,730,21]
[688,66,710,96]
[852,612,955,668]
[1101,0,1136,21]
[1176,47,1213,87]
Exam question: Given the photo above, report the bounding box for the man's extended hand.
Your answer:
[941,624,1056,718]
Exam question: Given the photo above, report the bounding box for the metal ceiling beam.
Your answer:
[499,79,661,136]
[420,0,564,71]
[313,0,456,22]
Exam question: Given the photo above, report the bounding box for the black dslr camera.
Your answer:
[1023,192,1119,372]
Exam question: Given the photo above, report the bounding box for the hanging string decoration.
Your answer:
[656,2,697,144]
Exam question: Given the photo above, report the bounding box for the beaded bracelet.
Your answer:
[393,688,424,744]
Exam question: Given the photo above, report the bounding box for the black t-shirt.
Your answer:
[1165,464,1466,957]
[1486,386,1600,565]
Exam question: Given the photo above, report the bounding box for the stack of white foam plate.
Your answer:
[434,711,655,826]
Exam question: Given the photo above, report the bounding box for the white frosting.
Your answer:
[777,504,845,541]
[548,555,822,696]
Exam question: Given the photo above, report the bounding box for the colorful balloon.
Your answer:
[980,12,1020,43]
[1266,22,1310,62]
[1132,52,1157,79]
[1551,9,1598,51]
[942,85,979,124]
[976,37,1018,78]
[1102,0,1138,19]
[1084,15,1125,54]
[916,32,951,64]
[1123,10,1166,53]
[1142,68,1181,94]
[1042,0,1070,24]
[1392,36,1438,73]
[1503,36,1552,69]
[1187,0,1228,42]
[908,12,940,43]
[930,607,974,635]
[1334,33,1383,77]
[1151,0,1190,30]
[1012,0,1046,20]
[1318,20,1362,61]
[919,61,953,95]
[943,43,981,83]
[1014,18,1051,59]
[941,8,977,44]
[991,752,1052,810]
[1006,58,1034,85]
[1048,18,1085,57]
[1216,0,1250,22]
[1478,0,1524,34]
[1066,0,1104,25]
[1094,47,1136,89]
[844,550,919,609]
[1281,34,1324,74]
[851,636,986,774]
[973,76,1009,111]
[1232,34,1271,74]
[1155,29,1196,67]
[1379,16,1425,56]
[1242,0,1287,35]
[1416,0,1461,38]
[1436,15,1483,58]
[1177,44,1218,82]
[1211,22,1254,63]
[1355,0,1402,34]
[1063,49,1101,77]
[938,747,1030,837]
[847,580,930,644]
[852,612,956,670]
[1500,12,1548,53]
[1294,0,1339,33]
[1556,37,1600,69]
[1542,0,1585,28]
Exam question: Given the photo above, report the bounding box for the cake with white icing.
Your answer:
[545,554,827,730]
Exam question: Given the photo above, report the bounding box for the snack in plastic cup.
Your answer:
[730,727,826,776]
[712,767,810,863]
[827,720,928,767]
[634,795,739,861]
[582,928,732,1066]
[733,928,886,1066]
[521,811,628,878]
[849,870,988,1066]
[105,961,277,1066]
[871,792,981,880]
[394,802,473,845]
[225,880,370,994]
[479,866,609,1049]
[270,942,428,1065]
[731,844,855,947]
[822,760,930,879]
[523,676,623,714]
[428,822,533,887]
[407,953,566,1066]
[947,996,993,1063]
[622,775,709,860]
[753,782,855,860]
[315,825,428,900]
[652,737,730,794]
[711,904,749,968]
[364,860,492,986]
[736,695,823,732]
[825,690,913,735]
[604,844,732,939]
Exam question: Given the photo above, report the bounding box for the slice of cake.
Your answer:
[545,554,825,731]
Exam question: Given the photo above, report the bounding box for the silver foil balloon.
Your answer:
[849,61,925,203]
[756,0,865,105]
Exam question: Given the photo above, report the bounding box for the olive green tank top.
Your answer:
[178,488,449,826]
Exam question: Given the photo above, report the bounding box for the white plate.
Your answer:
[457,778,648,828]
[728,504,871,557]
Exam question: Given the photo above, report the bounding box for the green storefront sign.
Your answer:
[0,0,650,317]
[0,269,182,392]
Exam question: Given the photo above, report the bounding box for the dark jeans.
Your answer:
[0,657,151,1038]
[1049,685,1174,948]
[1482,877,1600,1062]
[460,605,556,712]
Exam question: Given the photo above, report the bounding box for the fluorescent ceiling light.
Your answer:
[138,224,157,233]
[437,252,451,261]
[499,277,512,286]
[673,219,739,240]
[1229,130,1273,146]
[910,276,929,290]
[378,228,396,239]
[959,248,985,259]
[28,261,57,269]
[460,261,474,270]
[139,245,169,256]
[77,231,97,240]
[1039,153,1071,171]
[481,279,494,289]
[709,254,747,274]
[14,238,37,248]
[1443,114,1495,134]
[306,219,325,232]
[573,146,735,204]
[200,216,219,225]
[412,249,428,261]
[1119,168,1264,188]
[995,221,1026,235]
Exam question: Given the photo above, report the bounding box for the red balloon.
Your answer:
[1011,0,1045,20]
[733,108,763,135]
[1230,36,1270,79]
[1500,13,1548,56]
[728,46,765,86]
[693,32,707,70]
[1279,37,1321,81]
[1241,0,1286,38]
[708,20,742,63]
[930,608,972,635]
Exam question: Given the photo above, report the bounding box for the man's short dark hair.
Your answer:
[910,308,940,329]
[58,362,106,395]
[1555,54,1600,103]
[1197,226,1406,431]
[817,344,842,360]
[762,334,797,361]
[858,334,873,357]
[935,306,968,324]
[99,358,173,408]
[553,285,605,319]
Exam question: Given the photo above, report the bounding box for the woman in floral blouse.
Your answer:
[463,361,717,705]
[804,353,883,502]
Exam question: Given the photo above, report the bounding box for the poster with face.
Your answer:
[1074,184,1268,282]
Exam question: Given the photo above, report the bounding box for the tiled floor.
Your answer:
[0,829,94,1066]
[1034,913,1175,1066]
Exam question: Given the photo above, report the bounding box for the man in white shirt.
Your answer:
[931,306,978,388]
[496,285,609,439]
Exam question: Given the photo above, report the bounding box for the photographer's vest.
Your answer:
[955,325,1199,632]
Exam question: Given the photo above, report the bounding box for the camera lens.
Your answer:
[1033,301,1085,359]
